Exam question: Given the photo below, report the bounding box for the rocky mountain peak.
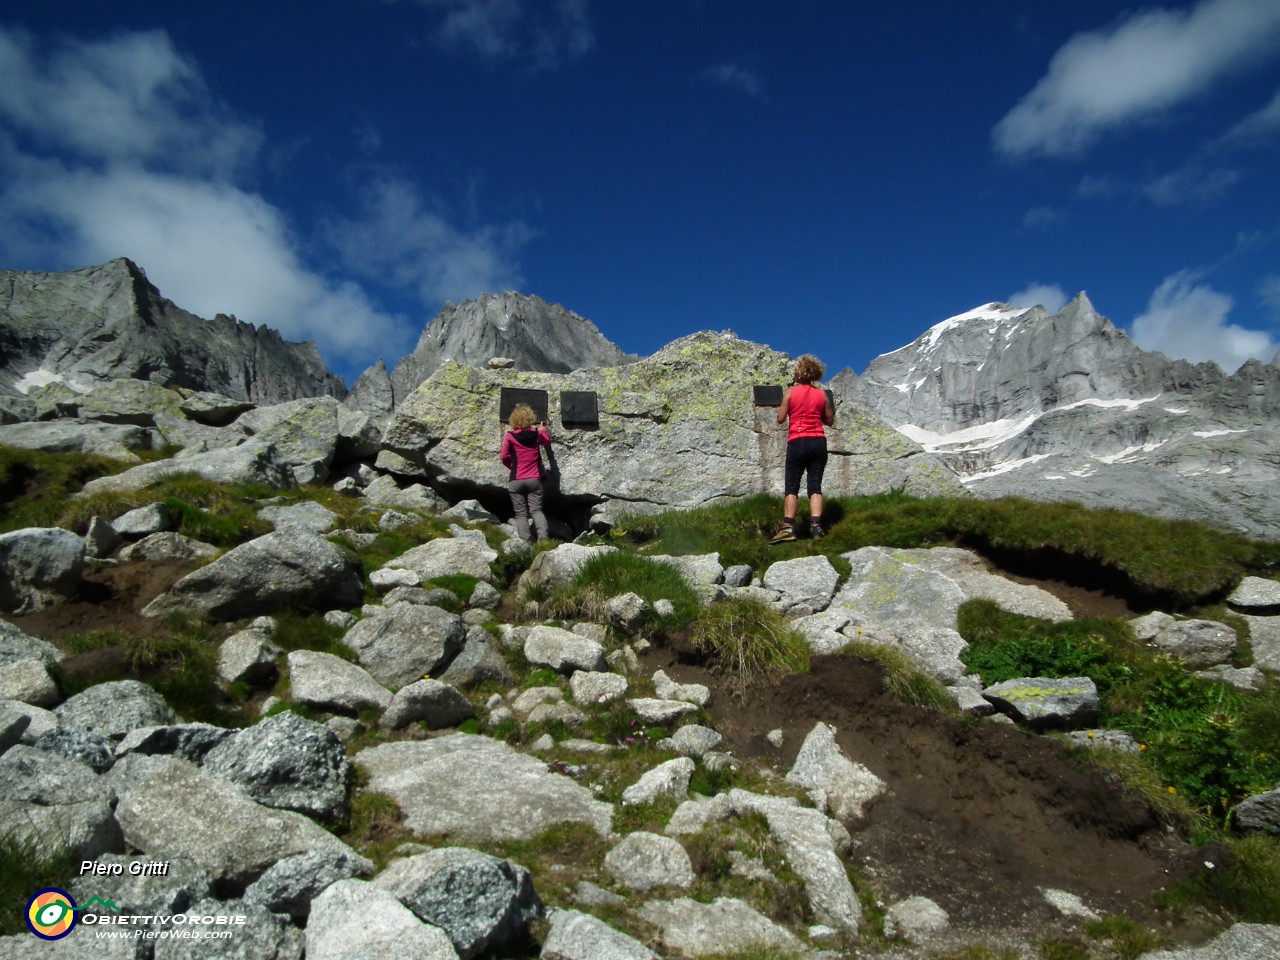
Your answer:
[374,291,636,412]
[841,292,1280,537]
[0,259,345,404]
[850,292,1148,435]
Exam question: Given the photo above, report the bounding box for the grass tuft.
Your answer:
[547,551,702,632]
[690,596,809,698]
[0,835,77,936]
[1158,835,1280,923]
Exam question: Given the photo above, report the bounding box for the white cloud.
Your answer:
[1143,164,1241,206]
[993,0,1280,158]
[0,24,531,379]
[1075,174,1122,199]
[1261,274,1280,312]
[323,177,534,307]
[1130,271,1277,370]
[1007,283,1068,314]
[703,62,765,100]
[390,0,594,68]
[1218,87,1280,146]
[0,27,259,178]
[1021,206,1065,230]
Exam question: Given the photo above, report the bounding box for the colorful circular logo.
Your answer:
[26,888,77,940]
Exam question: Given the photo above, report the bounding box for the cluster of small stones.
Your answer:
[3,489,1280,957]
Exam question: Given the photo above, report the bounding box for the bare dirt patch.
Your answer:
[8,559,191,642]
[645,646,1208,947]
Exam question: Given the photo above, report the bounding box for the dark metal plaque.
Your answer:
[753,385,784,407]
[499,387,548,424]
[560,390,599,426]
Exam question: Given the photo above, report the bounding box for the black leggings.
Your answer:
[784,437,828,497]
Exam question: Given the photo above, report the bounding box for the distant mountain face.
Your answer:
[843,293,1280,538]
[0,259,345,404]
[348,292,636,415]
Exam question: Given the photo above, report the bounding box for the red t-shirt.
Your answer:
[786,383,828,441]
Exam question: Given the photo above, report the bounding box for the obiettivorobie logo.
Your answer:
[27,889,120,940]
[26,883,247,943]
[26,889,122,940]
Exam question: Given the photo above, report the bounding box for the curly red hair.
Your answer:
[793,355,824,384]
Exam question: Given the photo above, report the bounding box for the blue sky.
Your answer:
[2,1,1279,388]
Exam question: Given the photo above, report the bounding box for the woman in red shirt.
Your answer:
[771,355,835,543]
[500,403,552,542]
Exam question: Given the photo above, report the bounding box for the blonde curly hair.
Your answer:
[507,403,537,430]
[793,355,824,385]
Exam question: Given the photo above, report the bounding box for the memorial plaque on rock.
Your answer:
[499,388,548,424]
[752,385,835,409]
[560,391,599,427]
[753,385,784,407]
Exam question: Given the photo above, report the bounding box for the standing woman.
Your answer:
[500,403,552,543]
[771,354,835,543]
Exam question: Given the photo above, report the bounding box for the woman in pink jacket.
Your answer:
[500,403,552,542]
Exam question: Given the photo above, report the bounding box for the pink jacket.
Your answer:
[501,427,551,481]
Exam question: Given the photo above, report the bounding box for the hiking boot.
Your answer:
[809,522,826,539]
[769,521,796,544]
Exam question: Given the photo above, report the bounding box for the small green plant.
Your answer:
[1158,835,1280,923]
[1084,915,1165,960]
[342,790,411,867]
[689,596,809,698]
[121,629,233,725]
[957,599,1137,695]
[0,835,77,936]
[269,610,352,658]
[1036,939,1090,960]
[546,551,701,631]
[841,640,952,709]
[58,627,131,655]
[1109,665,1280,821]
[158,494,270,546]
[925,949,1022,960]
[426,574,481,606]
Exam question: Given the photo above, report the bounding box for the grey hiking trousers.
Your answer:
[508,478,548,542]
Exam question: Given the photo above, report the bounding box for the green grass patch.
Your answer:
[55,620,247,727]
[1083,916,1166,960]
[1108,667,1280,822]
[620,491,1280,610]
[0,834,78,936]
[268,610,353,658]
[121,629,238,726]
[425,574,480,608]
[0,445,131,532]
[958,599,1280,820]
[690,596,809,698]
[925,949,1022,960]
[546,551,702,632]
[957,599,1139,696]
[341,790,412,868]
[353,520,451,573]
[1158,835,1280,923]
